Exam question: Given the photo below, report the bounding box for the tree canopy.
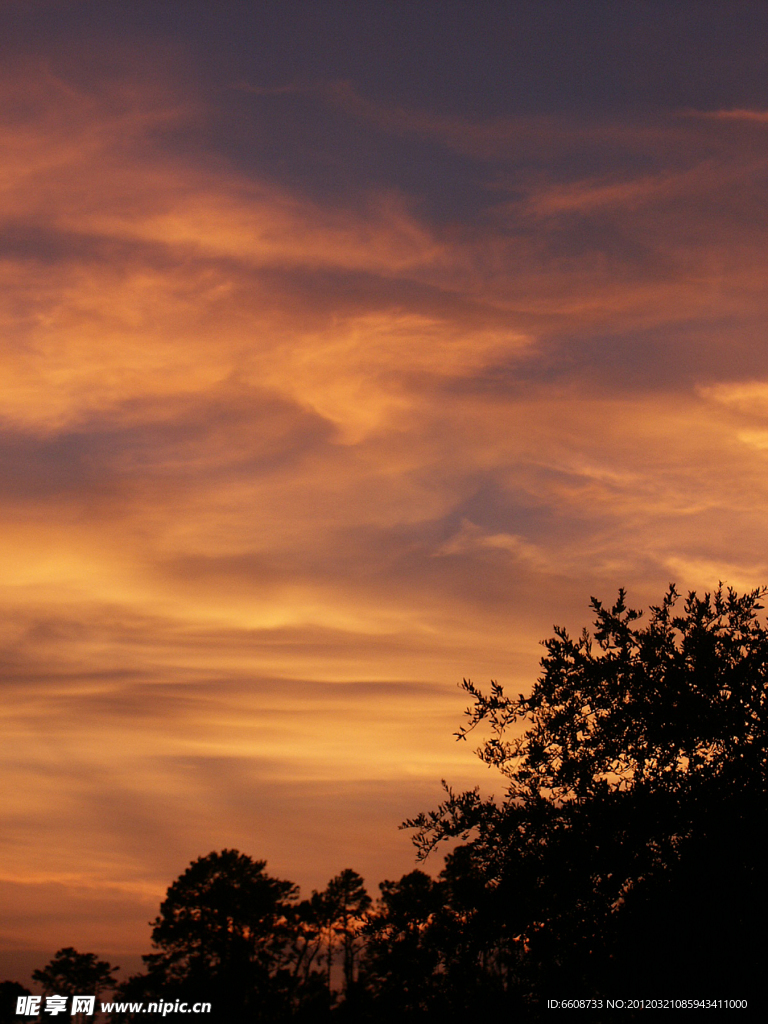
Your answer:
[32,948,118,998]
[405,584,768,1011]
[117,851,363,1022]
[147,849,298,977]
[130,850,305,1021]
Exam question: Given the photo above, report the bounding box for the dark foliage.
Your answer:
[0,982,31,1024]
[404,585,768,1015]
[361,869,444,1017]
[316,868,371,1013]
[32,947,118,997]
[116,850,322,1022]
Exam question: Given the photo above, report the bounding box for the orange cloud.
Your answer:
[3,52,768,970]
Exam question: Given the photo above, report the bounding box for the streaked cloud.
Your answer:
[690,107,768,121]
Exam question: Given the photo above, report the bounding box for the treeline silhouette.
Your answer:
[5,585,767,1021]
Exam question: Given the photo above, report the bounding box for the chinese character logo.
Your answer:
[71,996,96,1016]
[16,995,41,1016]
[44,995,68,1015]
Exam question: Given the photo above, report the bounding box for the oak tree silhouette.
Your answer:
[405,585,768,1013]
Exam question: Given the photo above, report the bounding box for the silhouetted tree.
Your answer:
[301,887,337,1008]
[360,869,444,1018]
[286,896,327,993]
[325,869,371,996]
[0,982,32,1024]
[32,947,118,998]
[405,585,768,1014]
[359,853,526,1022]
[126,850,301,1022]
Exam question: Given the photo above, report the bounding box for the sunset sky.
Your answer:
[3,0,768,982]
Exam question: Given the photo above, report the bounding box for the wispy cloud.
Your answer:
[688,107,768,122]
[3,44,768,962]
